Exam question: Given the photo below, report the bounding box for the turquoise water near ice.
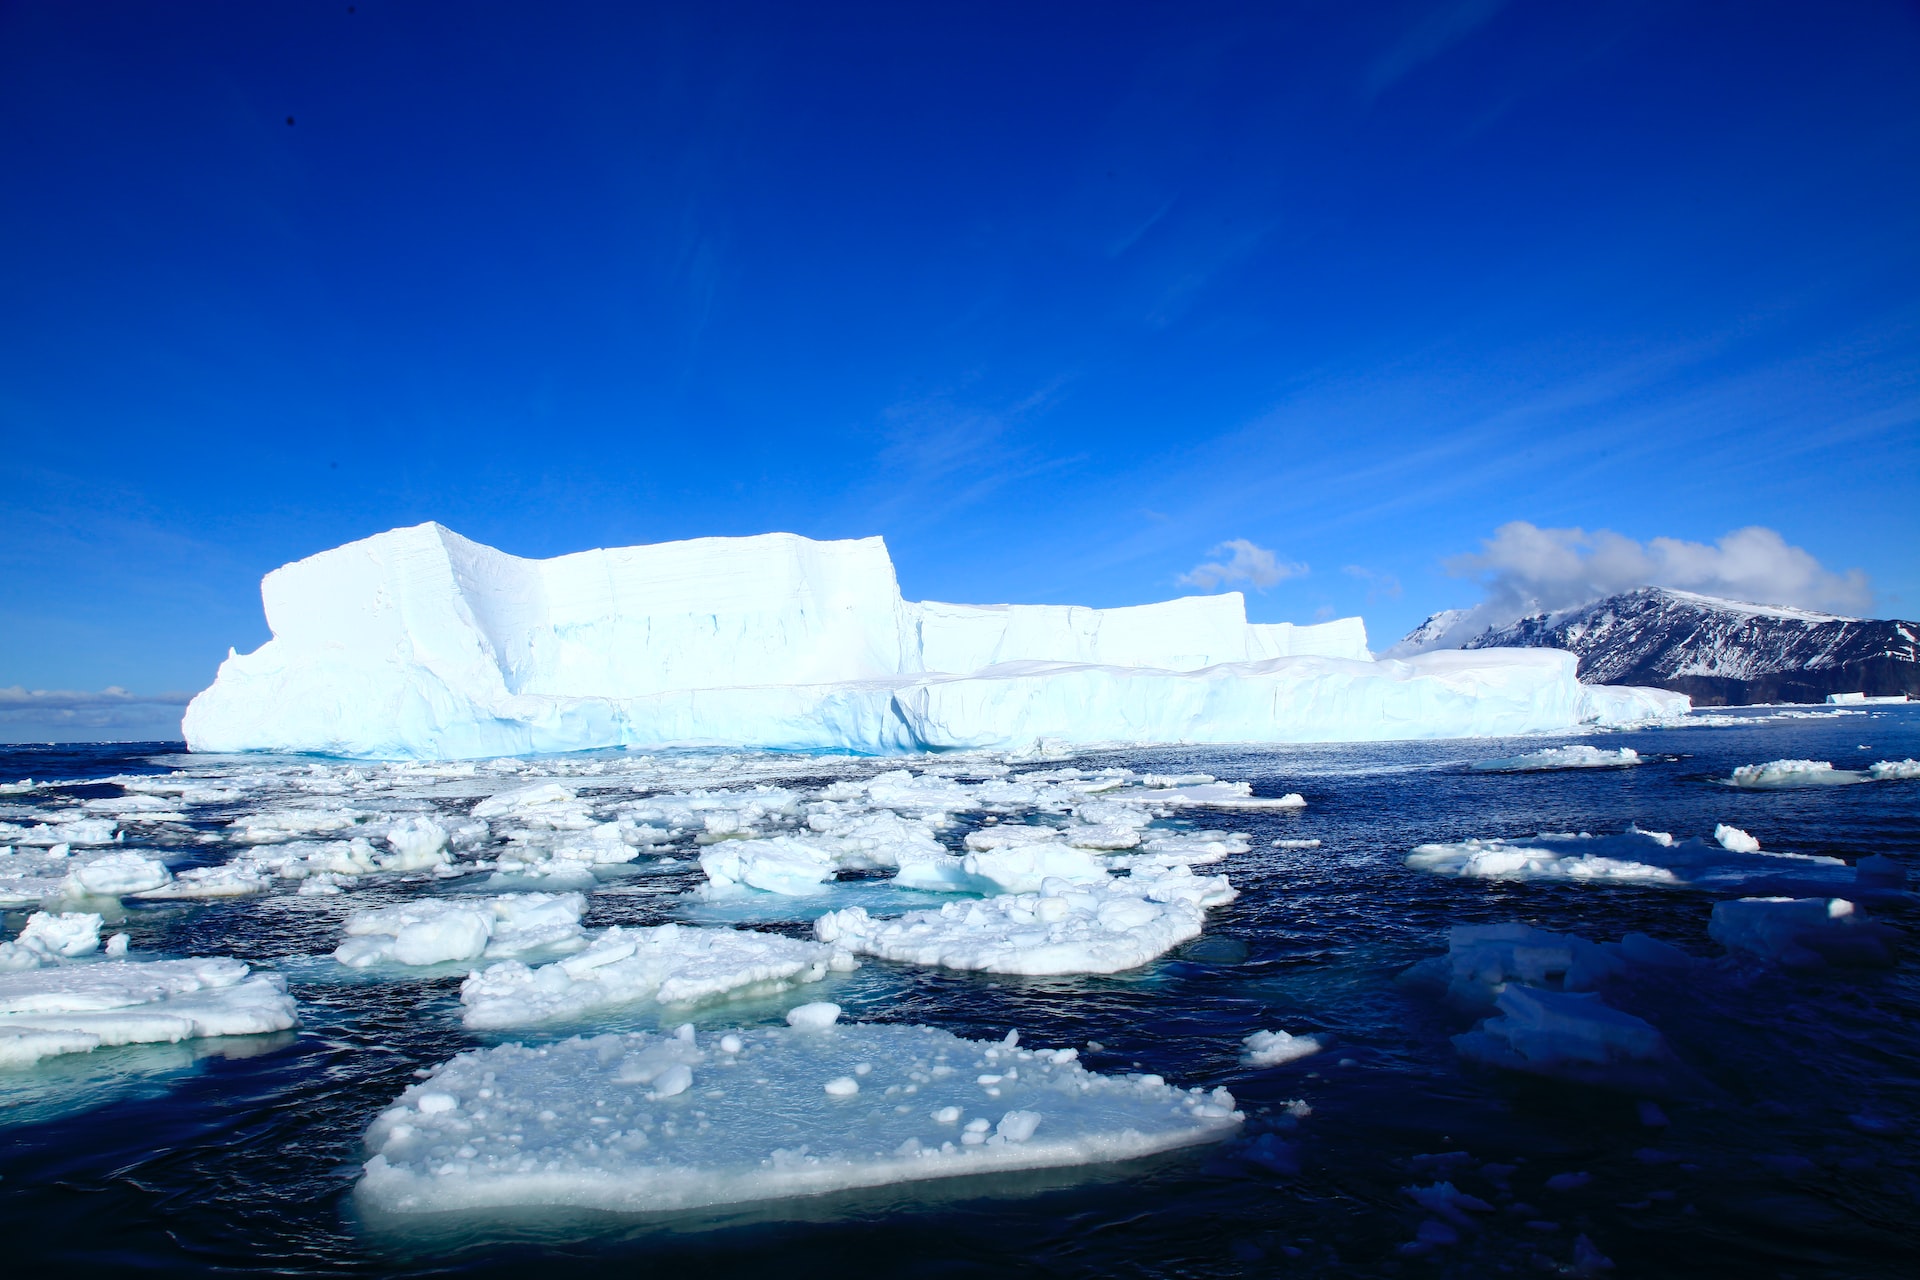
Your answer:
[2,707,1916,1277]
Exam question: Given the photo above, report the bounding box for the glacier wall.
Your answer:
[183,523,1687,759]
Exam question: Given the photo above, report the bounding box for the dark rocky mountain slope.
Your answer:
[1408,587,1919,706]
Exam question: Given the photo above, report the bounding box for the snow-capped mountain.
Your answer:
[1403,587,1919,705]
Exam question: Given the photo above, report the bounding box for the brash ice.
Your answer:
[183,524,1687,759]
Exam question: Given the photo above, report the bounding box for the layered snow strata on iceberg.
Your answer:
[1470,746,1644,772]
[814,865,1235,976]
[356,1021,1241,1215]
[334,893,588,968]
[1708,898,1898,969]
[459,923,847,1029]
[0,957,297,1068]
[184,523,1685,760]
[1405,829,1848,890]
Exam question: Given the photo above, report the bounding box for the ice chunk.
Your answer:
[1406,828,1846,890]
[333,893,588,968]
[1869,758,1920,781]
[1714,824,1761,854]
[459,923,840,1028]
[0,957,298,1067]
[1241,1029,1321,1067]
[0,912,103,970]
[356,1021,1240,1214]
[698,836,840,896]
[382,816,450,870]
[815,865,1235,976]
[1726,759,1868,788]
[1471,745,1642,772]
[182,523,1683,759]
[785,1001,841,1029]
[958,844,1111,894]
[67,851,171,898]
[1708,898,1898,969]
[1452,986,1672,1080]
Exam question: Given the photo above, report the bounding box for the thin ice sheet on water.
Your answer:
[0,957,298,1068]
[356,1021,1241,1215]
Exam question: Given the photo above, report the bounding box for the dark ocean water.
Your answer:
[2,708,1917,1278]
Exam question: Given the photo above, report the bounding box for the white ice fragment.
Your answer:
[1471,745,1642,772]
[1727,759,1868,788]
[1241,1029,1322,1067]
[334,893,588,969]
[786,1001,841,1029]
[823,1076,859,1096]
[0,911,103,970]
[1869,758,1920,781]
[1714,824,1761,854]
[1406,828,1846,890]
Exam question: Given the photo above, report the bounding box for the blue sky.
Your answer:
[3,1,1917,739]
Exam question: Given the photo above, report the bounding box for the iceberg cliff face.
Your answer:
[183,523,1685,759]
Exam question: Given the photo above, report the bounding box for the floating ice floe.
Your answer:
[459,923,848,1029]
[356,1021,1241,1215]
[334,893,589,969]
[1708,898,1899,969]
[1240,1029,1322,1067]
[1404,827,1855,892]
[1470,745,1644,772]
[815,865,1235,976]
[1399,923,1692,1011]
[0,956,298,1068]
[1725,759,1870,788]
[1869,758,1920,781]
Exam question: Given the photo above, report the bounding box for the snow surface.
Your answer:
[356,1021,1241,1215]
[0,956,298,1068]
[1726,759,1871,788]
[183,523,1686,759]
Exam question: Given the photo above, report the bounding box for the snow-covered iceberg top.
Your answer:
[185,523,1687,759]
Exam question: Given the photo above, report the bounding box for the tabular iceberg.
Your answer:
[184,523,1686,760]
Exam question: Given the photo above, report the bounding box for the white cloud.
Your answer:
[1407,522,1873,649]
[1178,540,1307,592]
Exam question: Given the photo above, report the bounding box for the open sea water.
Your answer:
[2,706,1917,1278]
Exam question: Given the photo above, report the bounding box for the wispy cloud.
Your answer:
[1178,539,1307,591]
[1364,0,1513,99]
[1342,564,1403,602]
